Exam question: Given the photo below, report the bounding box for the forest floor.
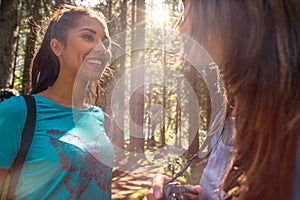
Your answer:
[111,153,205,200]
[111,156,165,200]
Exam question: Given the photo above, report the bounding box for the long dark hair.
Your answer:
[30,4,108,95]
[180,1,300,199]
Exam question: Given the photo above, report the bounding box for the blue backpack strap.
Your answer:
[7,95,36,200]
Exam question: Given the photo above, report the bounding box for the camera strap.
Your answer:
[166,123,225,184]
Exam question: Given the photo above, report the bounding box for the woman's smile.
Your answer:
[58,16,111,81]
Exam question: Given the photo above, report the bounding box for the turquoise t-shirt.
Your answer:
[0,95,114,200]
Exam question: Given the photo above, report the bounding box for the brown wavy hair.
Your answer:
[179,0,300,199]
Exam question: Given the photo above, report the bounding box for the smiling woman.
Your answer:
[0,5,114,200]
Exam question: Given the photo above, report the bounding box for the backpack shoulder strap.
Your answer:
[7,95,36,199]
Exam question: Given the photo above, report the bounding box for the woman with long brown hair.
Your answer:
[147,1,300,199]
[0,5,113,199]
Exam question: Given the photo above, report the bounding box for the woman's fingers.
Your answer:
[146,174,203,200]
[184,185,202,199]
[146,173,170,199]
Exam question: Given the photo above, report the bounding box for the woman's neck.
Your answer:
[38,78,88,109]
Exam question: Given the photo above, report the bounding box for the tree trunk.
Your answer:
[22,0,42,94]
[54,0,65,8]
[107,0,112,31]
[175,83,181,147]
[112,0,127,160]
[0,0,22,88]
[185,64,200,157]
[129,0,145,154]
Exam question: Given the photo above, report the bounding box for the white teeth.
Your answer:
[87,59,102,65]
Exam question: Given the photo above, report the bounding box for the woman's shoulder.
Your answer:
[88,106,111,134]
[0,95,27,117]
[0,96,27,138]
[89,105,105,115]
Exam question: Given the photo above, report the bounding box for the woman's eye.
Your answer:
[82,34,94,41]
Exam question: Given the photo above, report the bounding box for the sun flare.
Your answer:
[75,0,104,7]
[149,6,169,27]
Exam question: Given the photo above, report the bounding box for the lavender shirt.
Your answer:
[199,117,236,200]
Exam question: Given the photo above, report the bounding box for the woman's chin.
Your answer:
[77,63,104,81]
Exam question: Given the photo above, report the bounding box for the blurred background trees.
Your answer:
[0,0,215,181]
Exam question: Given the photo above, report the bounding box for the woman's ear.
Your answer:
[50,38,63,56]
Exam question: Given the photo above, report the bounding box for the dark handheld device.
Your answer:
[162,118,223,200]
[163,182,199,200]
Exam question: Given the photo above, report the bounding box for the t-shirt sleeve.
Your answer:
[0,96,27,169]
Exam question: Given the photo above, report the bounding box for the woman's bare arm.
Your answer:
[0,169,9,194]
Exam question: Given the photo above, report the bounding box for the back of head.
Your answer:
[181,0,300,199]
